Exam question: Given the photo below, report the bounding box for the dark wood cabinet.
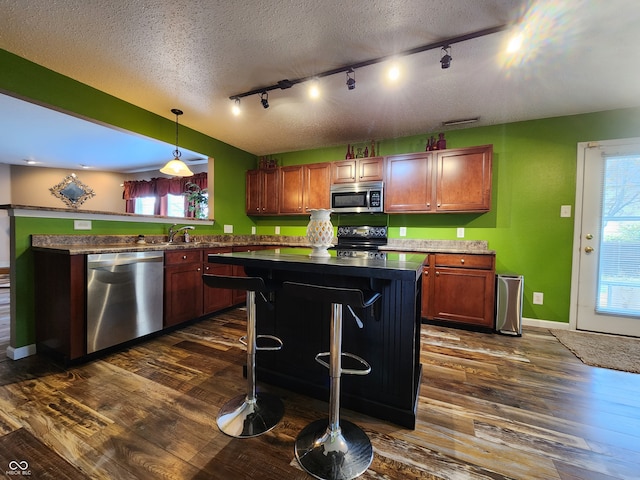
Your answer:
[279,163,331,214]
[164,250,204,327]
[435,146,492,212]
[279,165,304,214]
[34,251,86,362]
[422,253,495,328]
[384,152,433,212]
[384,145,493,213]
[332,157,383,184]
[246,169,279,215]
[203,247,234,313]
[165,247,242,327]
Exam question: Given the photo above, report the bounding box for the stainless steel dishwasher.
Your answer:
[86,251,164,354]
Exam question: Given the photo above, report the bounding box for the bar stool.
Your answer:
[202,274,284,438]
[282,281,381,480]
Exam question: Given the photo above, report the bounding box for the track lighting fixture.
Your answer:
[440,45,452,69]
[231,98,241,116]
[346,69,356,90]
[308,80,320,99]
[260,91,269,109]
[228,24,507,107]
[160,108,194,177]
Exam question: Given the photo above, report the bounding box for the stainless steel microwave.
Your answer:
[330,181,384,213]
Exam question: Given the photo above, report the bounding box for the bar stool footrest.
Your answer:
[315,351,372,376]
[239,334,283,351]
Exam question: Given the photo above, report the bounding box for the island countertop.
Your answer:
[207,247,425,281]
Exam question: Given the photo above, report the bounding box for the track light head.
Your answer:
[260,91,269,109]
[231,98,241,116]
[346,69,356,90]
[440,45,452,69]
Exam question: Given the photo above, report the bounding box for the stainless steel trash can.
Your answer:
[495,273,524,336]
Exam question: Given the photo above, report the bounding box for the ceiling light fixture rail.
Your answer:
[228,24,509,103]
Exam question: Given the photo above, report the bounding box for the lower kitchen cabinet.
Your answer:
[165,247,238,327]
[203,248,234,312]
[34,250,86,362]
[422,253,496,329]
[164,249,205,327]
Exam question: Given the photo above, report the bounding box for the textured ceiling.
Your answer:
[1,0,640,171]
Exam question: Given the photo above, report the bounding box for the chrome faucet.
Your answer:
[168,224,195,242]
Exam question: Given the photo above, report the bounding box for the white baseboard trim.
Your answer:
[523,317,570,330]
[6,344,37,360]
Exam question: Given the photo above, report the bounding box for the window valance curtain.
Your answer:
[123,172,207,215]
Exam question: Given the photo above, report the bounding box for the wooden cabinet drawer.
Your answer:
[203,247,232,275]
[164,249,203,265]
[433,253,494,269]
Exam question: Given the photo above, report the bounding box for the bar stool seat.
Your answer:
[283,281,381,480]
[203,274,284,438]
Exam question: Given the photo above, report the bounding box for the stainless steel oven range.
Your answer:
[334,225,388,259]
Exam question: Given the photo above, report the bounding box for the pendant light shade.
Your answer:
[160,108,194,177]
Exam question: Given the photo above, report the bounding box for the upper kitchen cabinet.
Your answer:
[280,163,331,214]
[246,168,279,215]
[435,145,492,212]
[332,157,384,184]
[384,152,433,212]
[384,145,493,213]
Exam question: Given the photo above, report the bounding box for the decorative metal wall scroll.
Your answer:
[50,173,96,208]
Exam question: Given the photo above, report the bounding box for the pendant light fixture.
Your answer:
[160,108,194,177]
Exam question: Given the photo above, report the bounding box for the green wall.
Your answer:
[255,108,640,325]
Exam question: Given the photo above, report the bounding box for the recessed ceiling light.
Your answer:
[24,159,37,165]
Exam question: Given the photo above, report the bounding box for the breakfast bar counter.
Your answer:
[208,248,424,429]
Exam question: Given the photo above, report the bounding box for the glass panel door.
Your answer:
[575,139,640,336]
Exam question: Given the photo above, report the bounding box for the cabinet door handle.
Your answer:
[423,271,428,276]
[182,255,187,260]
[435,271,440,276]
[460,258,465,264]
[197,267,201,271]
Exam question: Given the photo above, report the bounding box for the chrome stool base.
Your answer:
[295,418,373,480]
[217,392,284,438]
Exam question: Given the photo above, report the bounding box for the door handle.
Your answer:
[584,246,594,253]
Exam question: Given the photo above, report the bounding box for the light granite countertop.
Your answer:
[31,234,495,255]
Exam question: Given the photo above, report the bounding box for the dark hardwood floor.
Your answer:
[1,308,639,479]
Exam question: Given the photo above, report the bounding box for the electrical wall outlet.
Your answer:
[533,292,544,305]
[457,227,465,238]
[74,220,92,230]
[560,205,572,217]
[399,227,407,237]
[275,226,281,234]
[223,224,233,234]
[251,226,256,235]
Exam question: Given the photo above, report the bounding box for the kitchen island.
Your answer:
[207,247,424,429]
